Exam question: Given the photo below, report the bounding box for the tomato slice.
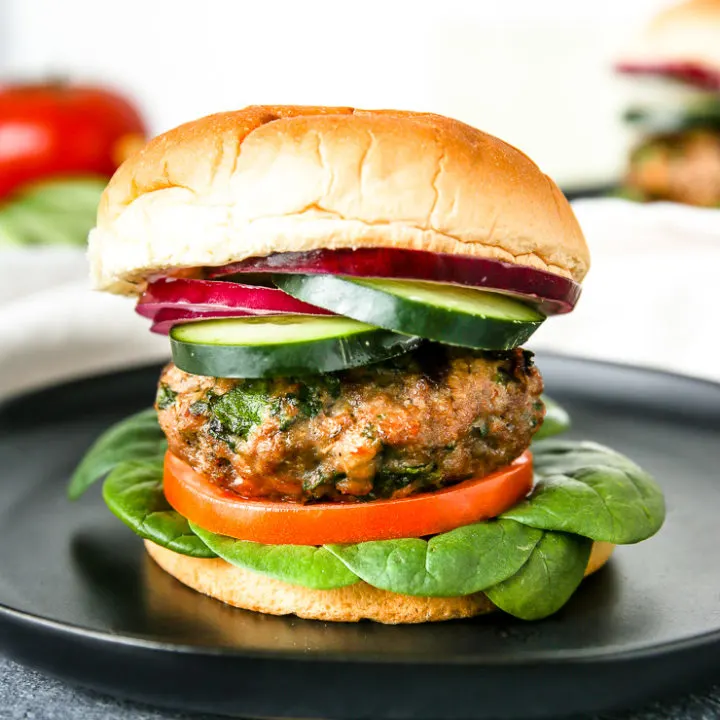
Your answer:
[163,451,533,545]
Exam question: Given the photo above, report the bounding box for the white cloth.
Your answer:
[0,198,718,401]
[530,199,720,383]
[0,249,168,400]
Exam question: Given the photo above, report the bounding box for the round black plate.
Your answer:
[0,355,718,720]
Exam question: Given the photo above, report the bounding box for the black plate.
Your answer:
[0,355,719,720]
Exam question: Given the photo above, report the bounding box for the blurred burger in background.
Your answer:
[0,81,146,247]
[616,0,720,207]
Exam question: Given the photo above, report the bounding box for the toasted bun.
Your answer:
[618,0,720,76]
[89,106,589,294]
[144,540,614,624]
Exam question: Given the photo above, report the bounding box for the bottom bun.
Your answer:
[144,540,615,624]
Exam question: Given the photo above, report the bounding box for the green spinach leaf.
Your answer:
[156,384,178,410]
[326,519,542,597]
[534,395,571,440]
[102,459,216,558]
[68,409,167,500]
[191,524,358,590]
[502,440,665,543]
[211,381,270,439]
[485,531,592,620]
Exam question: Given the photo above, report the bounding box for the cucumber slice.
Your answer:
[273,275,545,350]
[170,315,420,378]
[625,102,720,134]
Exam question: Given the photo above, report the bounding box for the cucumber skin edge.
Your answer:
[275,275,543,351]
[169,332,420,378]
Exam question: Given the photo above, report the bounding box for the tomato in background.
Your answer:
[0,82,147,199]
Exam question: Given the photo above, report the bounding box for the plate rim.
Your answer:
[1,598,720,667]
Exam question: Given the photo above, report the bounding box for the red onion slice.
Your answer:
[209,248,581,315]
[137,278,332,321]
[615,61,720,91]
[150,307,254,335]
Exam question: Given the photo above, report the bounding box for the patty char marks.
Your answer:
[157,345,544,502]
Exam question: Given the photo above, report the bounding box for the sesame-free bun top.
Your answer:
[89,105,589,294]
[617,0,720,77]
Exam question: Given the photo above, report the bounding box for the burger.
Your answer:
[616,0,720,206]
[69,106,665,624]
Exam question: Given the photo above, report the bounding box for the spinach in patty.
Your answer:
[206,381,273,449]
[202,375,340,449]
[155,383,178,410]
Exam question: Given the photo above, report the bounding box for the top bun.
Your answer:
[89,106,589,294]
[618,0,720,77]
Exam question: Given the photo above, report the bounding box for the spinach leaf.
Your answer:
[534,395,571,440]
[502,440,665,543]
[485,531,592,620]
[371,463,439,498]
[102,460,216,558]
[68,409,167,500]
[294,382,326,418]
[191,524,358,590]
[208,381,272,448]
[326,519,542,597]
[155,384,177,410]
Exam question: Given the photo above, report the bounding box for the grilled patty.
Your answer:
[157,345,544,502]
[627,129,720,207]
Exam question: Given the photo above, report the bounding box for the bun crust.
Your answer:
[619,0,720,74]
[144,540,614,624]
[90,106,589,294]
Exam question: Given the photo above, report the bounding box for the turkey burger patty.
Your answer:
[156,345,544,502]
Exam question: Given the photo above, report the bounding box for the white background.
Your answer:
[1,0,673,187]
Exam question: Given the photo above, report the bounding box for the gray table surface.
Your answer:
[0,654,718,720]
